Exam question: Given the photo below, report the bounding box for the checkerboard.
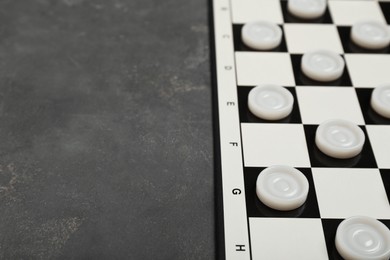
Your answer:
[210,0,390,259]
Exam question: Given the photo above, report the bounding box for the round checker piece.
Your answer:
[371,84,390,119]
[287,0,327,20]
[315,119,365,159]
[351,21,390,50]
[301,50,345,82]
[256,165,309,211]
[248,84,294,120]
[335,216,390,260]
[241,21,282,50]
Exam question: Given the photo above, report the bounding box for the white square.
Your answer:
[249,218,328,260]
[345,54,390,87]
[284,24,344,54]
[235,52,295,86]
[296,87,365,124]
[312,168,390,219]
[241,123,310,167]
[328,1,387,26]
[367,125,390,169]
[231,0,283,24]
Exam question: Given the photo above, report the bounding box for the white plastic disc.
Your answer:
[371,84,390,119]
[256,165,309,211]
[241,21,282,50]
[315,119,365,159]
[248,84,294,120]
[287,0,327,19]
[301,50,345,82]
[351,21,390,50]
[335,216,390,260]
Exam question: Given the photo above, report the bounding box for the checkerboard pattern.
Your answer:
[230,0,390,259]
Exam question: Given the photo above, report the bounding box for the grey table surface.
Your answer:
[0,0,215,259]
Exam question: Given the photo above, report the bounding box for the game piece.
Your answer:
[371,84,390,119]
[351,21,390,50]
[315,119,365,159]
[247,84,294,120]
[241,21,283,50]
[335,216,390,260]
[256,165,309,211]
[287,0,327,20]
[301,50,345,82]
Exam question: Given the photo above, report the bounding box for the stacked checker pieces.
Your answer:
[232,0,390,259]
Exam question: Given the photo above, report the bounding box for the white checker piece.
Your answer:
[287,0,327,20]
[315,119,365,159]
[328,0,387,26]
[351,21,390,50]
[231,0,283,24]
[256,166,309,211]
[284,24,344,54]
[248,85,294,120]
[249,218,329,260]
[371,85,390,119]
[296,87,364,125]
[241,123,310,167]
[241,21,283,50]
[367,125,390,169]
[312,168,390,219]
[345,54,390,87]
[336,216,390,260]
[301,50,345,82]
[235,52,295,86]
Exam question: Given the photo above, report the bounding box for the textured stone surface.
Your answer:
[0,0,215,258]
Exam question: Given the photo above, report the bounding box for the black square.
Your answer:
[237,86,302,123]
[356,88,390,125]
[322,218,390,260]
[280,1,333,24]
[321,219,344,260]
[380,219,390,232]
[380,2,390,25]
[337,26,390,54]
[290,55,353,86]
[304,125,378,168]
[380,169,390,205]
[233,24,288,52]
[244,167,320,218]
